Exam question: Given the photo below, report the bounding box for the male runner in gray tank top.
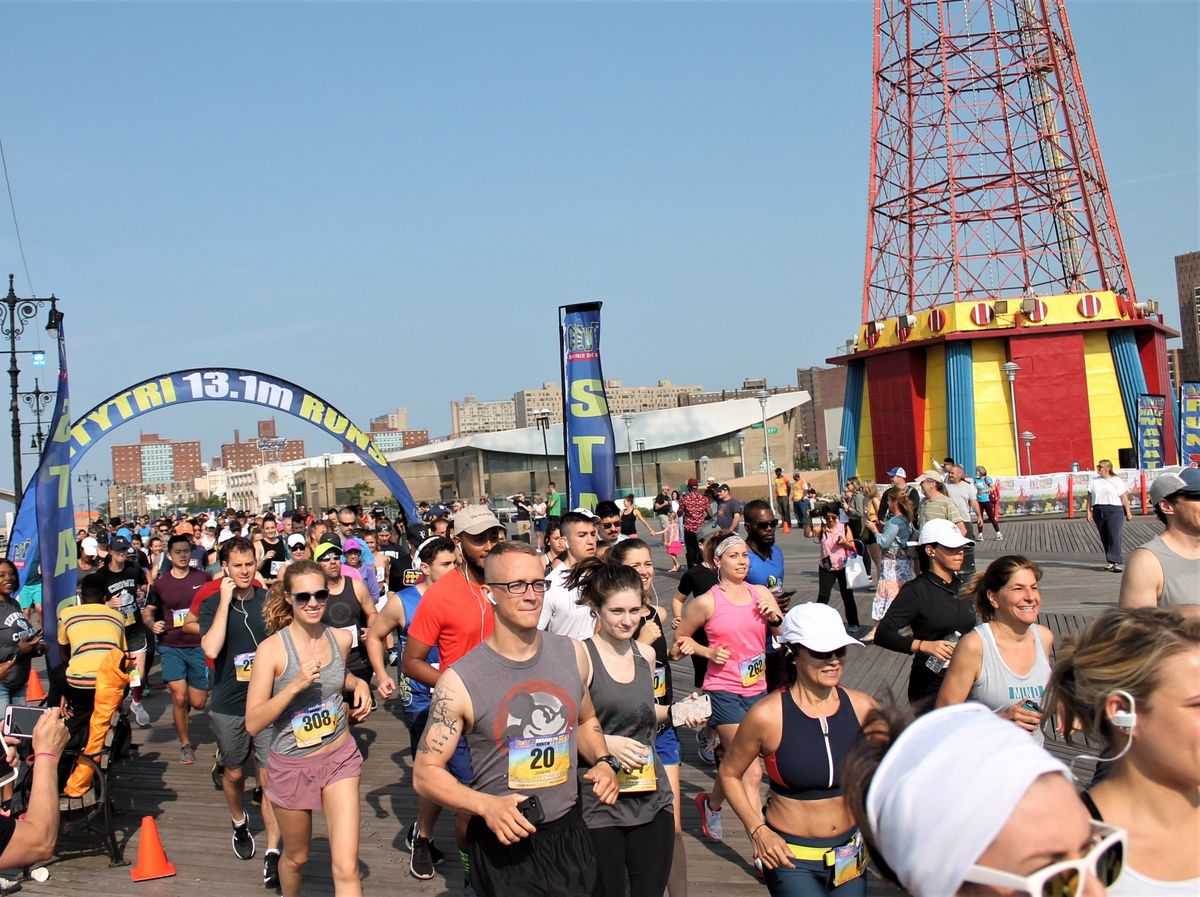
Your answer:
[1119,468,1200,618]
[413,541,619,897]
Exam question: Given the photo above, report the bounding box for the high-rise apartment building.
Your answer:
[1175,251,1200,386]
[370,407,410,432]
[368,427,430,453]
[795,366,848,466]
[221,419,305,470]
[111,432,204,486]
[512,380,704,428]
[450,397,518,436]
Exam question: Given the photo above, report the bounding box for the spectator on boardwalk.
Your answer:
[875,520,977,704]
[1118,467,1200,618]
[1045,608,1199,895]
[0,708,71,868]
[975,465,1003,540]
[865,487,916,642]
[842,703,1124,897]
[816,505,864,635]
[914,470,966,537]
[935,556,1053,744]
[887,466,922,516]
[678,478,712,570]
[1086,459,1133,573]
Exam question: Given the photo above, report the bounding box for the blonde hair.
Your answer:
[263,559,327,633]
[1044,608,1200,748]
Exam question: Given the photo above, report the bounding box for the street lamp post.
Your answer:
[621,413,635,496]
[1020,431,1037,476]
[2,275,59,498]
[836,444,847,490]
[635,439,646,496]
[755,389,772,498]
[736,431,746,478]
[1001,361,1023,476]
[19,377,54,456]
[77,472,99,519]
[322,453,332,509]
[534,408,552,487]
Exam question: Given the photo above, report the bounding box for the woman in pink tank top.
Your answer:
[672,533,784,848]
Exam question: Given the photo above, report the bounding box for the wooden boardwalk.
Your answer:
[973,516,1160,558]
[4,538,1110,896]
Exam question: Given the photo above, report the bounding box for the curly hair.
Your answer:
[263,559,327,634]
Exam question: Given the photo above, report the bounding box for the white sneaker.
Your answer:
[695,792,724,842]
[131,701,150,727]
[996,532,1004,540]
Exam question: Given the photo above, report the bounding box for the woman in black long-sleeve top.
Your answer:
[874,519,977,704]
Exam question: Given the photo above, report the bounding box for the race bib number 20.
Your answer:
[507,732,570,790]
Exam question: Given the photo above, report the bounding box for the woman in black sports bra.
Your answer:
[718,603,877,895]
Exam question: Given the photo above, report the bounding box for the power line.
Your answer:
[0,133,34,297]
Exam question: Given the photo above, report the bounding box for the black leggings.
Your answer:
[818,566,860,627]
[684,529,702,569]
[588,809,674,897]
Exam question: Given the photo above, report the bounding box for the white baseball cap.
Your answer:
[912,518,975,548]
[80,536,99,557]
[569,506,600,521]
[779,603,864,652]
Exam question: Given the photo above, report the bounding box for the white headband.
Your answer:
[864,704,1070,897]
[714,535,747,559]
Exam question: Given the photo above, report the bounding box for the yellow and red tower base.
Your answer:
[829,291,1178,480]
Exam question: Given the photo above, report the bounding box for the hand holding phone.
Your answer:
[671,693,712,728]
[4,704,52,739]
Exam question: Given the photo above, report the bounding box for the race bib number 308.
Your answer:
[290,694,342,749]
[507,732,570,790]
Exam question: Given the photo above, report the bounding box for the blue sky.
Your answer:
[0,1,1195,508]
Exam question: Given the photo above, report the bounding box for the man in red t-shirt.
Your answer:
[678,477,713,570]
[402,504,505,879]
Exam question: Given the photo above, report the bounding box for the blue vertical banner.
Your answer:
[1135,394,1166,469]
[559,303,616,510]
[1181,383,1200,467]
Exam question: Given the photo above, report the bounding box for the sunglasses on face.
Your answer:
[963,821,1124,897]
[753,520,778,529]
[291,589,330,606]
[804,646,847,661]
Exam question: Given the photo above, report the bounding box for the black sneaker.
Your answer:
[251,786,263,807]
[232,819,256,860]
[405,820,418,851]
[429,839,445,866]
[410,836,435,880]
[263,850,280,888]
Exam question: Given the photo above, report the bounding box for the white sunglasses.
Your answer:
[962,821,1125,897]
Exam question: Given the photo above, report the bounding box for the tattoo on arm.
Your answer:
[417,682,460,756]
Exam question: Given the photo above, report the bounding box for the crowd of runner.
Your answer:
[0,463,1195,895]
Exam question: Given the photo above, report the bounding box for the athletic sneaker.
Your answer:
[405,822,445,864]
[410,836,435,880]
[263,850,280,888]
[405,820,418,851]
[696,727,718,765]
[232,818,256,860]
[251,786,263,807]
[995,531,1004,540]
[131,701,150,728]
[386,647,399,666]
[695,792,723,842]
[180,744,196,765]
[212,752,225,791]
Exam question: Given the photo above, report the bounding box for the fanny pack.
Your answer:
[785,832,869,887]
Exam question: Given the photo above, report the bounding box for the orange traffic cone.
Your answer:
[782,521,791,533]
[130,815,176,882]
[25,668,46,704]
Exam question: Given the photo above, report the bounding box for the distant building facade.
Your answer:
[450,396,518,436]
[513,380,703,428]
[111,432,204,486]
[1176,251,1200,386]
[221,419,305,470]
[795,366,849,466]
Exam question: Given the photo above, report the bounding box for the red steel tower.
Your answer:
[833,0,1177,480]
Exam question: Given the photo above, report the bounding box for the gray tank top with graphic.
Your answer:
[1139,535,1200,610]
[969,622,1051,745]
[270,626,348,757]
[455,632,583,824]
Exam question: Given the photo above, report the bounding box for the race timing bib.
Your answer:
[739,653,766,688]
[270,561,283,577]
[339,624,359,649]
[653,665,667,700]
[234,651,255,682]
[172,608,189,628]
[507,732,570,790]
[617,749,657,793]
[290,694,342,749]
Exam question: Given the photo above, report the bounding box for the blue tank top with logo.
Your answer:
[398,586,436,713]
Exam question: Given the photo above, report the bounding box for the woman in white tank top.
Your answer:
[936,556,1053,742]
[1045,608,1200,895]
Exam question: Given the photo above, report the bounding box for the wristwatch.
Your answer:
[596,755,621,773]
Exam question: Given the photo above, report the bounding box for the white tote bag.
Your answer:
[843,554,870,590]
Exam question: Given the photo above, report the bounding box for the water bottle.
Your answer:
[925,631,962,673]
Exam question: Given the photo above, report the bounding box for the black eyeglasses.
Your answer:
[601,522,621,529]
[292,589,330,605]
[804,646,847,661]
[753,520,778,529]
[486,580,550,596]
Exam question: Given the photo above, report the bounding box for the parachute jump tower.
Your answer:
[831,0,1177,478]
